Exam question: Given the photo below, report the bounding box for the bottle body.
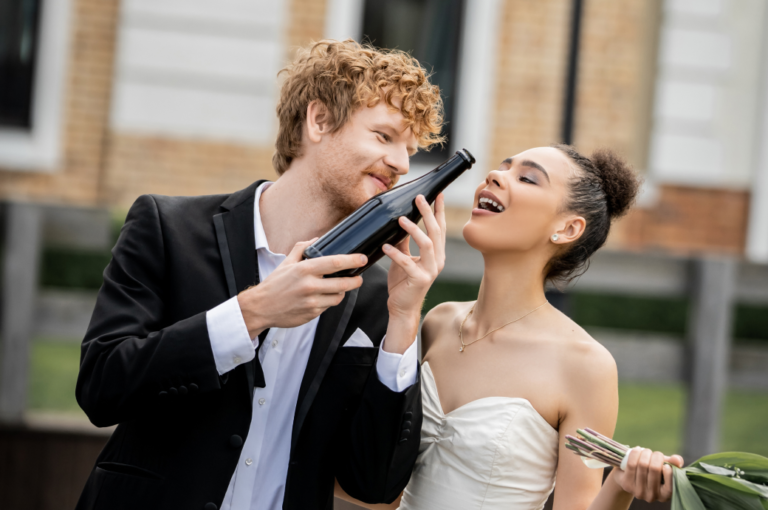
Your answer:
[304,149,476,277]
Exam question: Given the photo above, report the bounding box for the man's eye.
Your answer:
[376,132,390,142]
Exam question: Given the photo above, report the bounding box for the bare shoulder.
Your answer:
[552,310,617,387]
[422,301,473,355]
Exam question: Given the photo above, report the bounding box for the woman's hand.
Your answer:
[611,448,685,503]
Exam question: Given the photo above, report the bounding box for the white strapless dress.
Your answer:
[398,362,559,510]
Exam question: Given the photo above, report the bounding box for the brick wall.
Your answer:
[611,185,750,256]
[0,0,120,206]
[573,0,660,171]
[488,0,571,165]
[102,135,277,208]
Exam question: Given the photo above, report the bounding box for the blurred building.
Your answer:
[1,2,768,507]
[0,0,766,262]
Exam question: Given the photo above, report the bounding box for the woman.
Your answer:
[395,145,684,509]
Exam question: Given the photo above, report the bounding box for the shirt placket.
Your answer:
[228,327,284,509]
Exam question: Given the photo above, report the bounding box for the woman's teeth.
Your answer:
[478,197,505,213]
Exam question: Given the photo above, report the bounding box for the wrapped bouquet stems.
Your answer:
[566,428,768,510]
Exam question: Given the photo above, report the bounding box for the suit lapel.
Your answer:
[214,180,266,400]
[292,287,359,452]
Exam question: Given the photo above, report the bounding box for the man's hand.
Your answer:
[382,194,446,353]
[237,240,367,338]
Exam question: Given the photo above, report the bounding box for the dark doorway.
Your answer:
[0,0,43,129]
[361,0,465,163]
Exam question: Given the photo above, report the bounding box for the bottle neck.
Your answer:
[408,154,472,202]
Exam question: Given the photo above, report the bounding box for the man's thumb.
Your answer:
[286,238,318,263]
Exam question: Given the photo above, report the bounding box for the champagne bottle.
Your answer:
[304,149,475,277]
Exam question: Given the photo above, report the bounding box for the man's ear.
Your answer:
[553,216,586,244]
[306,100,333,143]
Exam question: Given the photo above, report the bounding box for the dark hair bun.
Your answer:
[590,149,640,219]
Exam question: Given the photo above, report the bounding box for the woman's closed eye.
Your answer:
[519,175,537,185]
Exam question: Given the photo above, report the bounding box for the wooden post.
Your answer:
[684,257,736,461]
[0,202,44,423]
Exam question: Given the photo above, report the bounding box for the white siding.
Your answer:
[111,0,287,144]
[648,0,766,188]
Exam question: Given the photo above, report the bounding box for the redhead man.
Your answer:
[75,40,447,510]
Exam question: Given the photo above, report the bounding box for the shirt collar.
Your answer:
[254,181,274,252]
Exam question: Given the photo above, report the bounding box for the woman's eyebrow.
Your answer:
[520,159,550,183]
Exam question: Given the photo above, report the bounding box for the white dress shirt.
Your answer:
[206,182,418,510]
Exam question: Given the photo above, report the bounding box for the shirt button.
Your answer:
[258,398,266,406]
[272,340,278,348]
[233,355,242,364]
[245,458,253,466]
[399,369,407,378]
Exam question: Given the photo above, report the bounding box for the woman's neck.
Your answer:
[471,251,549,330]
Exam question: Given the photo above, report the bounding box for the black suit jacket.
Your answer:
[75,181,422,510]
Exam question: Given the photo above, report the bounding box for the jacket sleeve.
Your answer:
[75,195,222,427]
[334,366,423,504]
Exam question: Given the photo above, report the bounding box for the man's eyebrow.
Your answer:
[520,159,550,182]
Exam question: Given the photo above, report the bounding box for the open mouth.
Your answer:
[477,192,505,213]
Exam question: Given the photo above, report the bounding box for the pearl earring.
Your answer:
[551,234,559,241]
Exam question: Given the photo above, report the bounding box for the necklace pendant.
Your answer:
[459,345,464,352]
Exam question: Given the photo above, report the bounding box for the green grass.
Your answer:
[28,339,83,414]
[614,383,768,458]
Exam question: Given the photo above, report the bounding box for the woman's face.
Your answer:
[462,147,582,254]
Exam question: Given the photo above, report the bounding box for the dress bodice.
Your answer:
[398,362,559,510]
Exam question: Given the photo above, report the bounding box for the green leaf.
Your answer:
[688,473,768,499]
[672,466,706,510]
[692,452,768,485]
[699,462,736,477]
[691,478,765,510]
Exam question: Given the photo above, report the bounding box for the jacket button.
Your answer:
[230,435,243,448]
[190,383,199,392]
[404,411,413,420]
[179,385,188,395]
[403,420,412,429]
[400,429,411,440]
[158,391,168,399]
[204,503,217,510]
[169,387,178,396]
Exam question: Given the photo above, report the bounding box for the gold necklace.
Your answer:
[459,301,548,352]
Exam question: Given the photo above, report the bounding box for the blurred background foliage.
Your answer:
[33,247,768,456]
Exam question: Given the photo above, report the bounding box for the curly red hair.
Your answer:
[273,39,445,174]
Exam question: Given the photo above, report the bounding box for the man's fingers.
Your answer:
[435,193,447,233]
[398,217,434,264]
[383,243,419,277]
[305,253,368,276]
[416,195,441,242]
[314,275,364,294]
[286,238,319,264]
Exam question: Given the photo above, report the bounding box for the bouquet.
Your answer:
[566,428,768,509]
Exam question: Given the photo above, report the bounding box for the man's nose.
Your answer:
[383,144,410,176]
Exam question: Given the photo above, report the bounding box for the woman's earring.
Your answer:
[551,234,559,242]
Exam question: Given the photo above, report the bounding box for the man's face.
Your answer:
[314,99,419,217]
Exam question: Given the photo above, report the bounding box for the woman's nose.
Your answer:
[485,170,505,188]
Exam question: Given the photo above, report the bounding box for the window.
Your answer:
[361,0,464,163]
[0,0,42,129]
